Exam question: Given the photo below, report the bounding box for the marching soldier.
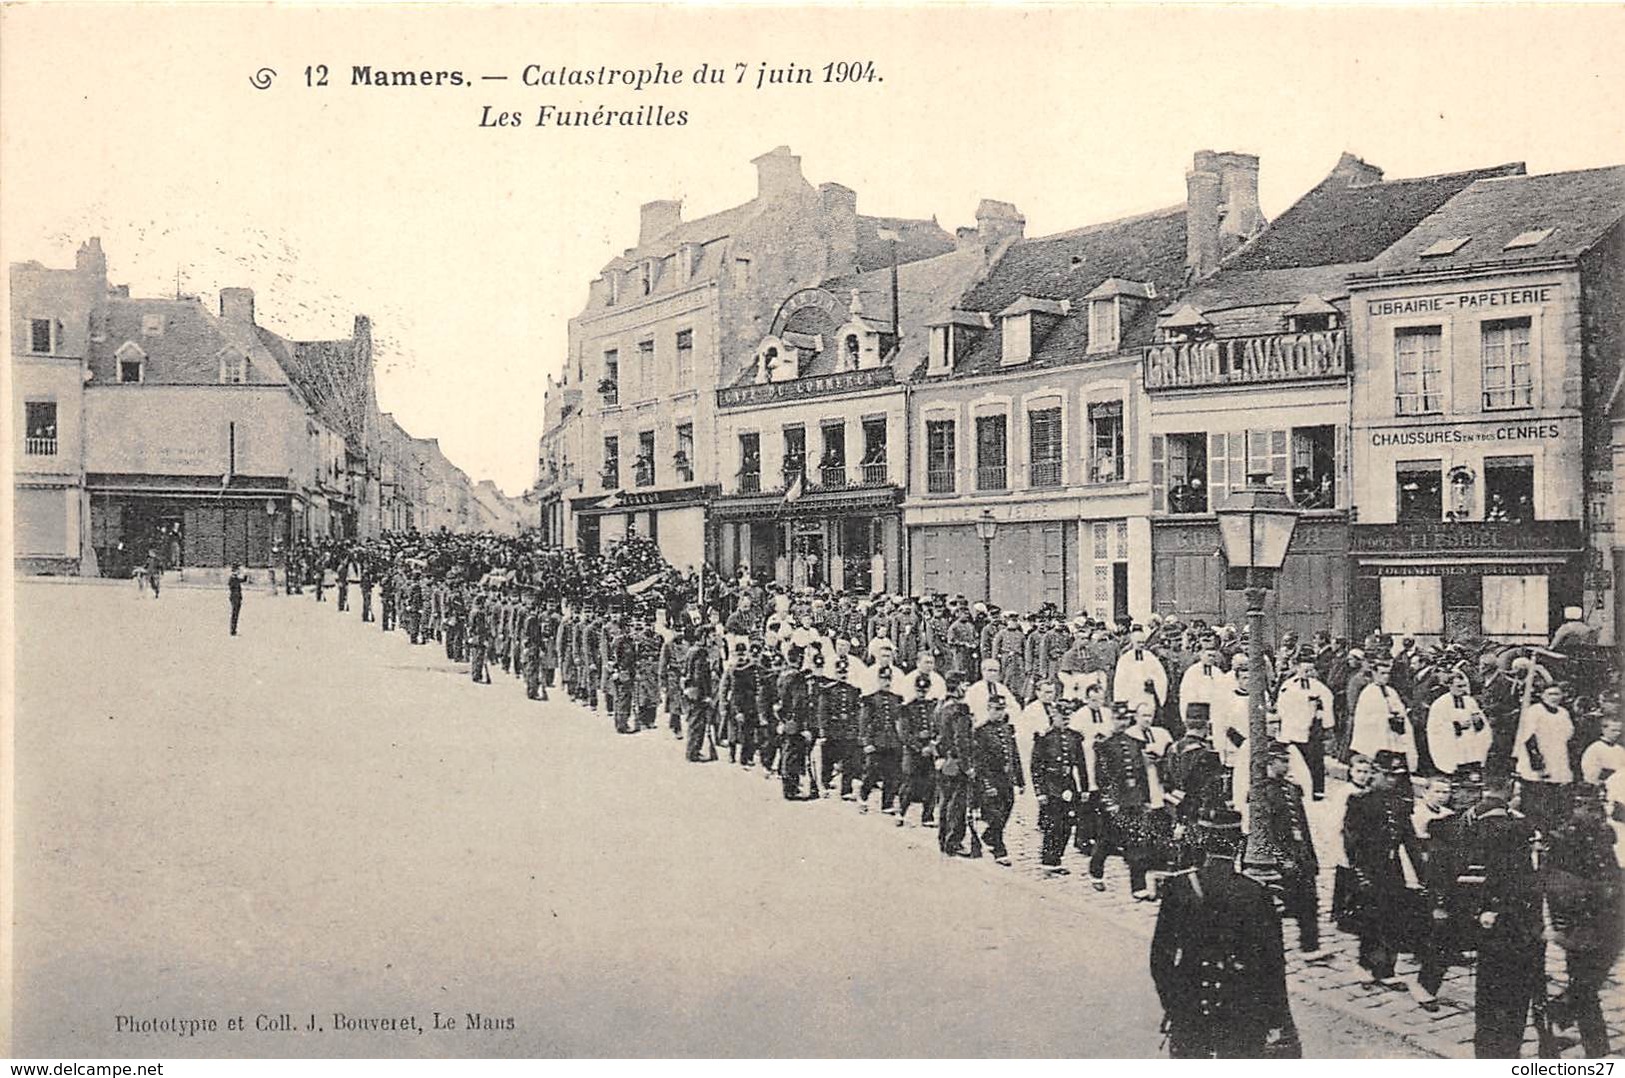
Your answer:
[466,591,492,684]
[1150,806,1298,1058]
[755,647,782,777]
[631,616,663,731]
[858,664,905,814]
[819,656,864,800]
[1029,684,1087,874]
[971,693,1024,866]
[379,566,397,631]
[776,645,813,800]
[896,671,939,828]
[1256,741,1325,959]
[1091,705,1154,898]
[1343,753,1421,986]
[682,630,718,763]
[1462,771,1544,1058]
[936,674,976,855]
[724,642,760,763]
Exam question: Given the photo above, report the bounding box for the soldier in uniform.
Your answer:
[755,647,782,778]
[379,566,397,631]
[1029,684,1087,874]
[1150,806,1298,1058]
[896,671,939,828]
[682,631,718,762]
[971,693,1024,866]
[858,664,905,814]
[536,601,559,700]
[819,656,864,800]
[1343,753,1421,986]
[466,591,492,684]
[936,674,975,855]
[1092,705,1154,898]
[723,642,760,763]
[1255,741,1325,958]
[1463,771,1544,1058]
[358,554,375,623]
[611,618,639,734]
[776,645,812,800]
[630,617,663,732]
[661,624,692,739]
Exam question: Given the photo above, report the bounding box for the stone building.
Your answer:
[550,146,951,569]
[1348,164,1625,643]
[1143,154,1522,641]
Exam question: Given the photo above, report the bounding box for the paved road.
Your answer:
[11,580,1422,1057]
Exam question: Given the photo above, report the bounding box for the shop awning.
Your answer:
[709,485,902,522]
[572,484,719,515]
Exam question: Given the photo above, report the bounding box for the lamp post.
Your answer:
[975,508,998,605]
[1214,469,1300,881]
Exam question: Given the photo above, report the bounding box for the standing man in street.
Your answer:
[1029,686,1086,875]
[358,553,375,623]
[936,674,975,855]
[1256,741,1325,959]
[971,693,1024,866]
[227,563,245,636]
[1276,647,1336,800]
[1464,771,1545,1058]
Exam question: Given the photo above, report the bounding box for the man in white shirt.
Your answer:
[1275,648,1336,800]
[1076,681,1115,792]
[1178,641,1234,728]
[1113,629,1168,715]
[1351,659,1418,772]
[1426,672,1492,778]
[1515,683,1574,833]
[965,656,1019,724]
[898,650,946,705]
[1580,715,1625,785]
[1129,700,1174,808]
[1211,657,1253,772]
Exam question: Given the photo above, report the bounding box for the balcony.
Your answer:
[1030,459,1063,488]
[738,470,761,494]
[976,465,1008,492]
[717,366,895,409]
[633,461,655,488]
[926,467,955,494]
[861,462,888,486]
[24,437,57,456]
[1143,328,1348,391]
[820,464,847,489]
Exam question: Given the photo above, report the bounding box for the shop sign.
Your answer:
[1350,520,1581,555]
[1366,285,1555,317]
[1143,329,1345,390]
[1368,421,1562,448]
[1366,563,1553,577]
[770,287,845,338]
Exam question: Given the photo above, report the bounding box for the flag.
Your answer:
[784,473,803,503]
[627,572,661,596]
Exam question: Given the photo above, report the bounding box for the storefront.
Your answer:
[713,486,901,593]
[570,484,715,569]
[86,474,296,573]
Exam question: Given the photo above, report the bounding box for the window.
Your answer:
[1503,228,1554,251]
[1001,315,1031,365]
[640,262,653,296]
[120,358,143,383]
[1166,432,1207,513]
[635,430,655,487]
[843,335,860,371]
[24,401,57,455]
[675,329,694,383]
[220,354,249,384]
[782,426,806,487]
[602,436,619,489]
[1419,237,1470,258]
[601,349,619,405]
[30,318,52,353]
[637,339,655,399]
[1028,406,1062,488]
[820,422,846,487]
[1397,460,1443,522]
[1484,455,1535,522]
[1088,401,1124,483]
[975,414,1008,491]
[738,432,761,493]
[926,419,956,493]
[1394,326,1443,415]
[1290,425,1337,508]
[1088,299,1119,354]
[675,423,695,483]
[606,273,621,307]
[1290,312,1334,333]
[860,418,888,484]
[1245,430,1290,490]
[1481,318,1533,410]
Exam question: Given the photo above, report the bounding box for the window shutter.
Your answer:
[1210,432,1229,508]
[1150,434,1166,512]
[1269,429,1288,489]
[1229,435,1245,503]
[1334,422,1347,509]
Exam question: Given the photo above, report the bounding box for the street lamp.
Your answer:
[975,508,998,605]
[1214,469,1300,881]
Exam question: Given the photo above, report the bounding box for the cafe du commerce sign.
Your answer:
[1143,329,1347,390]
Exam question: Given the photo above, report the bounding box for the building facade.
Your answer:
[1348,166,1624,642]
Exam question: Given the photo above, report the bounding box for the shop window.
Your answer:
[635,430,655,488]
[860,418,888,484]
[675,423,694,483]
[820,422,846,487]
[1442,574,1483,640]
[1484,455,1534,522]
[1481,318,1533,410]
[1167,432,1207,513]
[24,401,57,456]
[675,329,694,382]
[1381,575,1444,636]
[975,414,1008,491]
[1088,401,1124,483]
[1483,575,1548,637]
[1397,460,1443,522]
[602,435,619,489]
[1394,326,1443,415]
[30,318,52,353]
[782,426,806,488]
[926,419,956,493]
[738,432,761,493]
[1291,425,1336,508]
[1028,406,1062,488]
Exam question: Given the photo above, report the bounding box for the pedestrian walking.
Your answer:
[227,563,245,636]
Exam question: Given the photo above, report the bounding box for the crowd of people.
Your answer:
[269,529,1621,1060]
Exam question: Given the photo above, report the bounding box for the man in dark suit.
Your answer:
[1029,685,1087,874]
[972,693,1024,866]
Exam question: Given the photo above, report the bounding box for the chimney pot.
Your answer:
[638,199,683,246]
[220,287,255,324]
[751,145,805,202]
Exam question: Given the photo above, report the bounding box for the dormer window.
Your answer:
[844,334,860,370]
[219,352,249,384]
[1285,294,1341,334]
[929,325,952,373]
[1082,278,1153,355]
[640,260,656,296]
[1088,299,1119,354]
[115,340,146,383]
[606,272,622,307]
[1159,303,1212,344]
[1420,236,1470,258]
[998,296,1068,366]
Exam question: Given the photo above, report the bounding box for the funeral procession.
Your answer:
[11,139,1625,1061]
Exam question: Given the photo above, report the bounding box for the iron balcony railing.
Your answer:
[24,437,57,456]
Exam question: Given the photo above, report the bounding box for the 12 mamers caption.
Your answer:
[264,60,885,127]
[114,1012,514,1037]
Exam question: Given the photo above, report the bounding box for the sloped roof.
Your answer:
[274,332,372,446]
[1222,160,1526,270]
[855,214,955,272]
[1365,164,1625,274]
[937,206,1190,376]
[623,200,763,262]
[88,298,290,386]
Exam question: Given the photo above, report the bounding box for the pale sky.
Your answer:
[4,3,1623,494]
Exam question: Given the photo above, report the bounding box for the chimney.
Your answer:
[1331,152,1385,187]
[220,287,255,323]
[1186,154,1223,281]
[751,145,805,202]
[819,182,858,276]
[639,199,682,245]
[1211,151,1264,247]
[76,236,107,279]
[975,200,1026,248]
